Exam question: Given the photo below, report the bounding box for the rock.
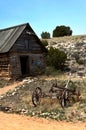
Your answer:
[47,35,86,78]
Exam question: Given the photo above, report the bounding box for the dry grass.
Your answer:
[0,76,86,122]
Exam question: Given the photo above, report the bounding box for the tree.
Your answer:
[47,47,67,70]
[41,32,50,39]
[53,25,72,37]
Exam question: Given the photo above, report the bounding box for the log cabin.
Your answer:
[0,23,47,78]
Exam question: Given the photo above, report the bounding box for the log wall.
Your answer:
[0,54,10,77]
[0,29,46,78]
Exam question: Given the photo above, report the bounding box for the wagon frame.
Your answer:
[32,81,80,108]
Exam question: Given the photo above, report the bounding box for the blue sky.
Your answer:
[0,0,86,37]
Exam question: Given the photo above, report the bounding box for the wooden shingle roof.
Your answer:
[0,23,47,53]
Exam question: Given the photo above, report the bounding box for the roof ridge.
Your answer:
[0,23,29,31]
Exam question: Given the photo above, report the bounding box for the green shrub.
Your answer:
[46,47,67,70]
[77,59,85,65]
[41,40,48,47]
[44,66,63,76]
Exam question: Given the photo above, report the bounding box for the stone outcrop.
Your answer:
[47,35,86,78]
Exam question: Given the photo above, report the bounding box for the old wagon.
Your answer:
[32,81,80,108]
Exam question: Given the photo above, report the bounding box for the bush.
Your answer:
[76,59,85,65]
[46,47,67,70]
[41,40,48,47]
[44,66,63,76]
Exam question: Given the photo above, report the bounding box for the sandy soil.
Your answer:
[0,111,86,130]
[0,81,23,95]
[0,80,86,130]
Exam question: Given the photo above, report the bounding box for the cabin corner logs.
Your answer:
[0,23,47,78]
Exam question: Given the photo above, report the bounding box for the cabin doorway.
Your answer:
[20,56,29,76]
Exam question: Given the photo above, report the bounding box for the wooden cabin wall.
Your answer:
[9,29,46,77]
[29,53,46,75]
[9,53,21,78]
[0,54,10,77]
[0,28,46,78]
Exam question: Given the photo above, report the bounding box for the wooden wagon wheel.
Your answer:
[32,87,42,107]
[59,89,69,108]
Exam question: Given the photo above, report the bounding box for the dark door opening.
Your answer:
[20,56,29,75]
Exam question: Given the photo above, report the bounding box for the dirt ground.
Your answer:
[0,79,86,130]
[0,111,86,130]
[0,81,23,95]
